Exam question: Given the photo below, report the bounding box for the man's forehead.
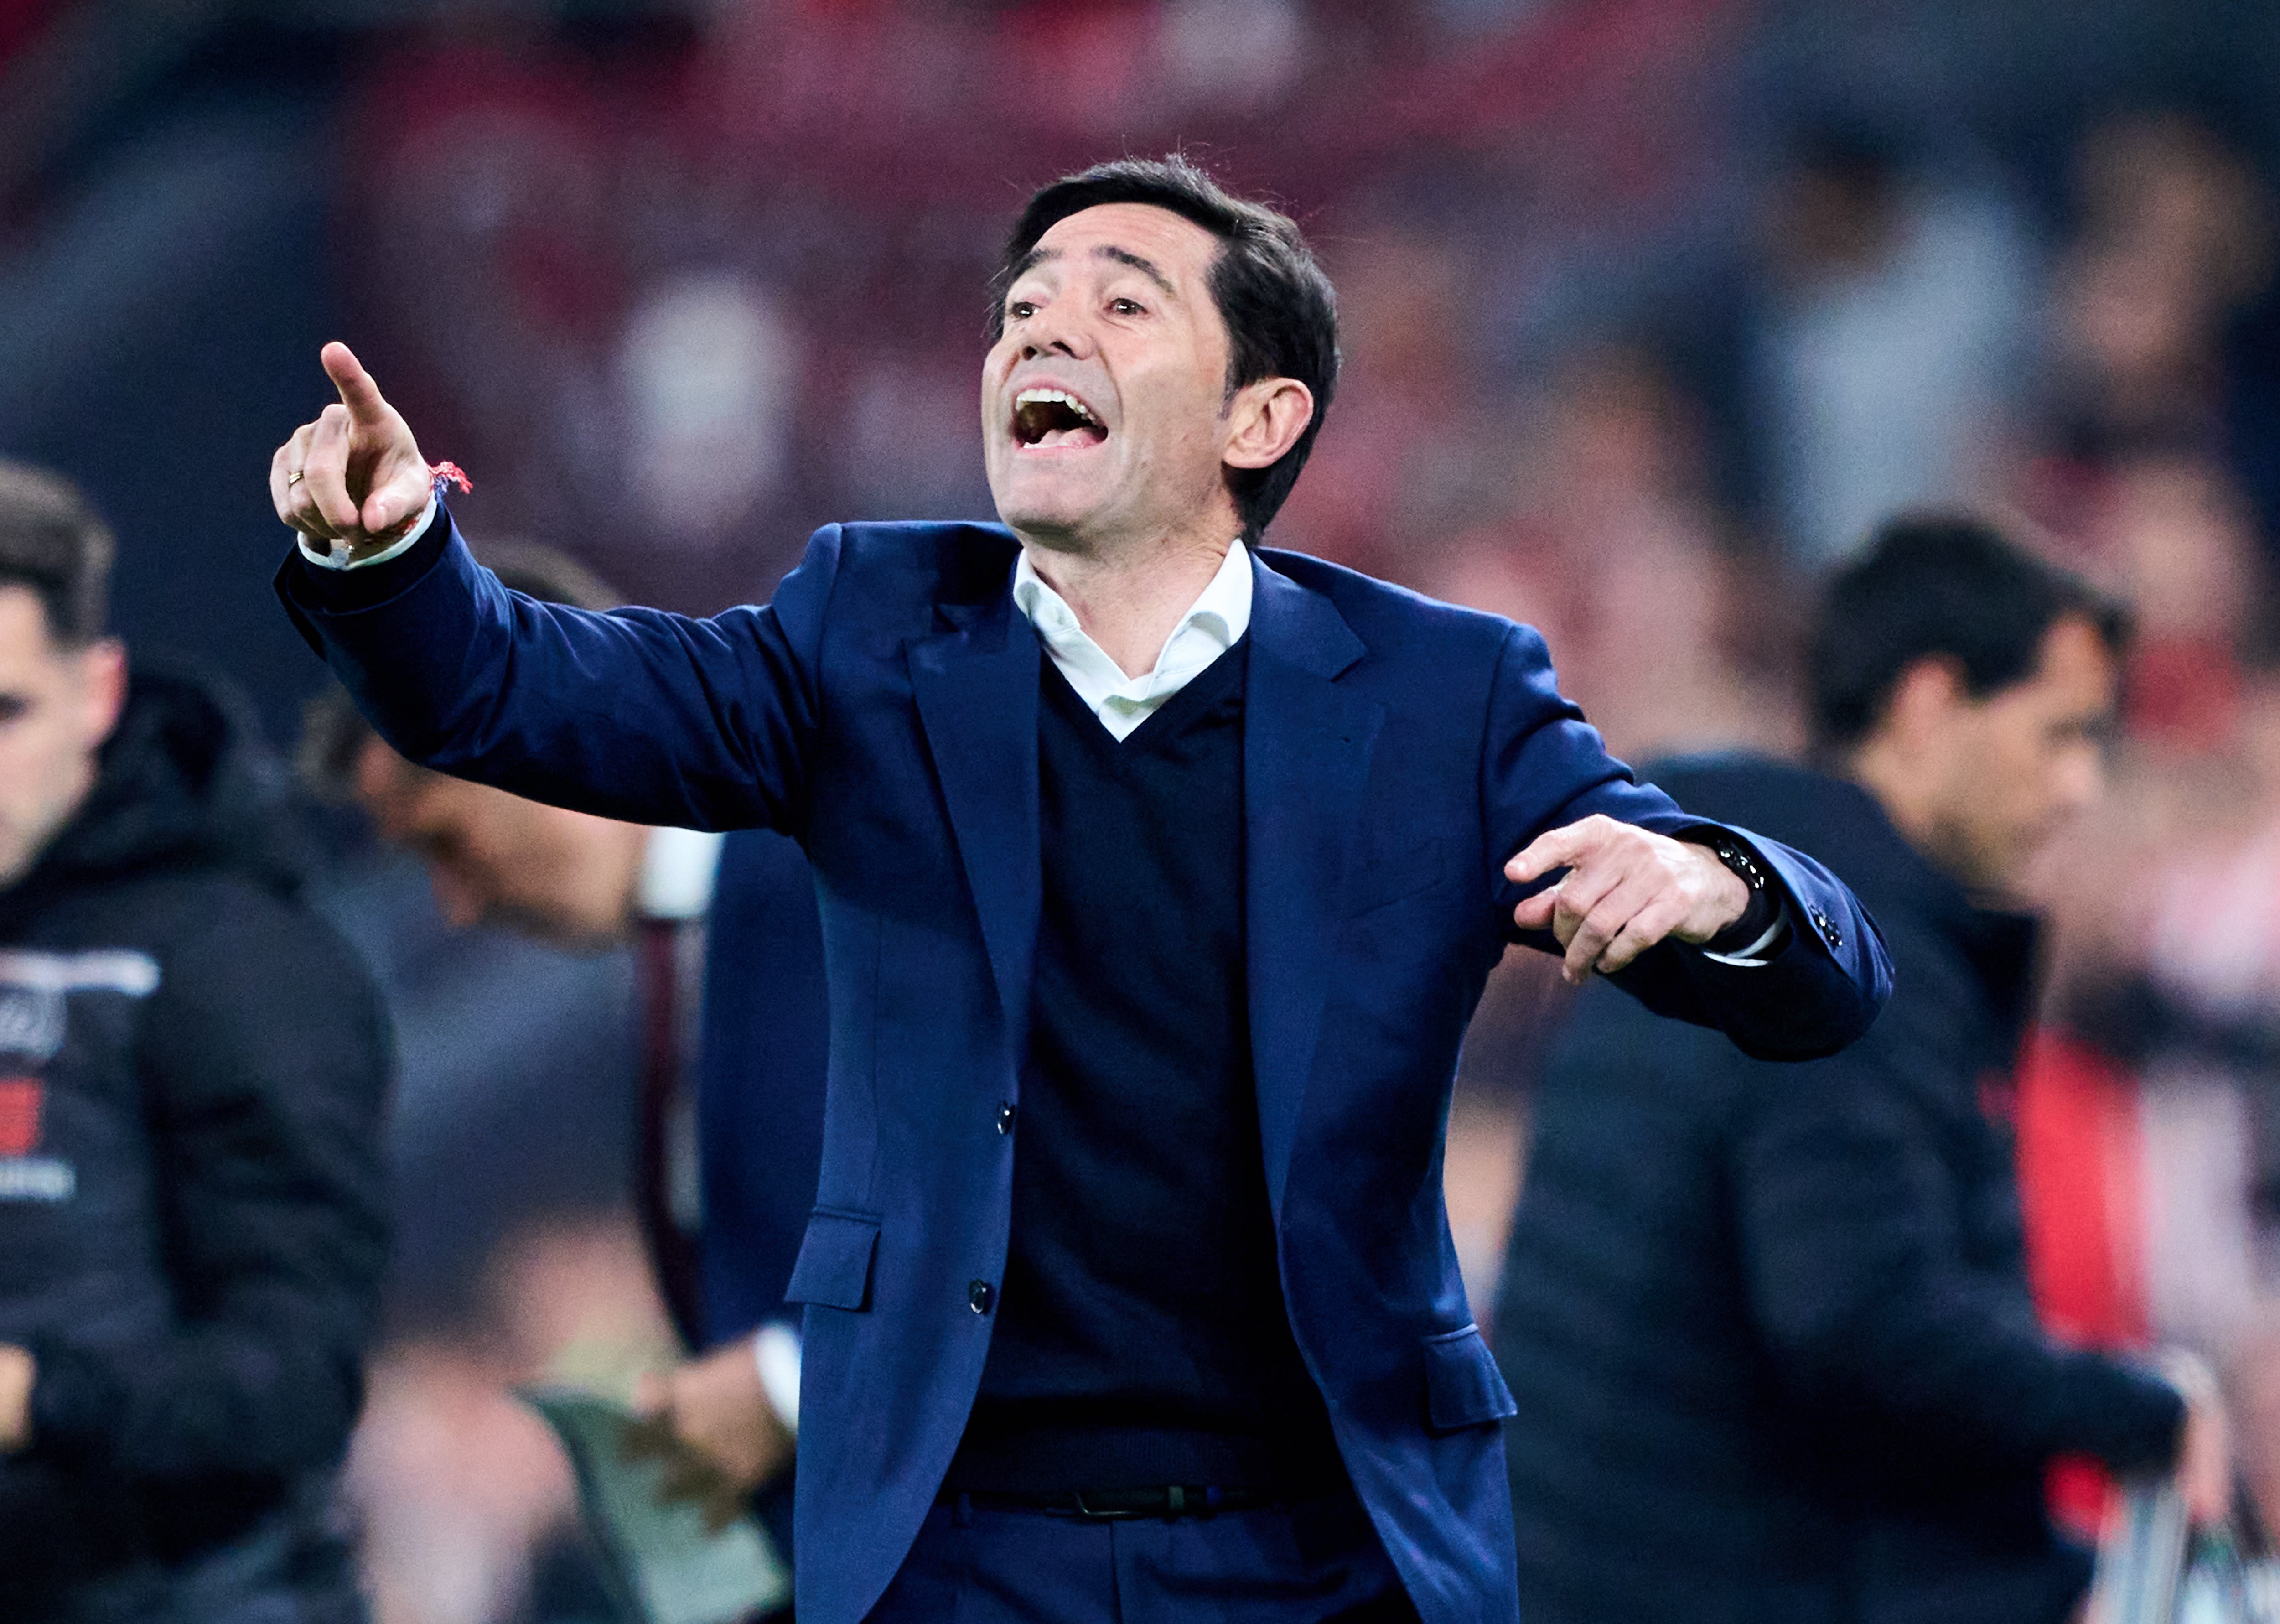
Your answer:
[1975,615,2115,719]
[1027,203,1219,281]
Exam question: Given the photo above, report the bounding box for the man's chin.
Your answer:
[992,497,1099,548]
[988,460,1115,538]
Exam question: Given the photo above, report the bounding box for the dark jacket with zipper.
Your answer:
[1492,754,2183,1624]
[0,669,389,1620]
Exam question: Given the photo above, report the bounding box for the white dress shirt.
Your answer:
[1012,540,1252,741]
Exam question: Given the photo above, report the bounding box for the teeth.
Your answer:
[1015,388,1099,425]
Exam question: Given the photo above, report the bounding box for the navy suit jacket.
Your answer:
[279,514,1891,1624]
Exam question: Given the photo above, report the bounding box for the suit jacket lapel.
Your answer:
[1244,554,1380,1215]
[909,588,1042,1053]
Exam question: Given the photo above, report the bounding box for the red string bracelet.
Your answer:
[429,460,472,498]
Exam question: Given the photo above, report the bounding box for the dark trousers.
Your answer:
[865,1491,1418,1623]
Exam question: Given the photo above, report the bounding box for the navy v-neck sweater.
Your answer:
[943,638,1346,1494]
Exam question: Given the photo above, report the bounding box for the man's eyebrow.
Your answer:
[1007,246,1058,285]
[1096,246,1176,295]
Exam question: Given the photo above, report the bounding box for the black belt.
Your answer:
[949,1484,1280,1520]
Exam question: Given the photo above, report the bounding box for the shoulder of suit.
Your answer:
[1254,544,1524,663]
[829,520,1018,571]
[818,521,1020,609]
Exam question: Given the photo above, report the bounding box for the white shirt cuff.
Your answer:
[1700,907,1788,968]
[752,1323,801,1436]
[294,491,438,571]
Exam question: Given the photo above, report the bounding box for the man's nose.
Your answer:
[1019,311,1094,362]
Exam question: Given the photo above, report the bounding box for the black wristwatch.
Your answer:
[1689,832,1782,954]
[1704,835,1767,897]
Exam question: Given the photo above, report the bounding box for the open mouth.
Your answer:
[1012,388,1107,451]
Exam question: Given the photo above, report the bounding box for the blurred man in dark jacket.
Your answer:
[1493,514,2228,1624]
[0,462,390,1621]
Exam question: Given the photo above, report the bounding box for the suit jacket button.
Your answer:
[995,1103,1016,1136]
[969,1280,995,1315]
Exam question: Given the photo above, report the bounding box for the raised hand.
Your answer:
[1506,813,1751,985]
[270,342,432,560]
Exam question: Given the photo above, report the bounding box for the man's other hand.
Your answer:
[271,342,432,560]
[1507,814,1751,985]
[630,1337,795,1527]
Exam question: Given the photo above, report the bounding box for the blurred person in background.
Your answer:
[2045,114,2275,475]
[1426,348,1798,765]
[301,540,828,1581]
[1492,514,2229,1624]
[1669,124,2040,568]
[0,462,390,1622]
[2028,114,2280,645]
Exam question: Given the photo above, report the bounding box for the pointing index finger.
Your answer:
[321,341,391,428]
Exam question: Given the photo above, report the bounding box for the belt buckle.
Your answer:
[1072,1485,1195,1520]
[1067,1487,1213,1523]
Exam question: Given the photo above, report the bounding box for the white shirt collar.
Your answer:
[637,826,725,921]
[1011,540,1253,741]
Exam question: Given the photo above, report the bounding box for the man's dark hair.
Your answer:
[0,460,114,645]
[1809,512,2131,752]
[300,539,620,794]
[992,154,1339,541]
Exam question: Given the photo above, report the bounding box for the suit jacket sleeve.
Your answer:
[273,506,840,835]
[1480,623,1891,1059]
[1730,1041,2185,1474]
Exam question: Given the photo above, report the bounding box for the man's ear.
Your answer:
[1883,654,1967,752]
[76,639,126,751]
[1222,377,1315,472]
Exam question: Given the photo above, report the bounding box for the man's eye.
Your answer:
[1109,298,1144,316]
[0,696,26,725]
[1007,301,1037,321]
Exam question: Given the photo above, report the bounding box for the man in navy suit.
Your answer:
[267,156,1890,1624]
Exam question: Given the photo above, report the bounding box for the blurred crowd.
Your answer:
[9,0,2280,1619]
